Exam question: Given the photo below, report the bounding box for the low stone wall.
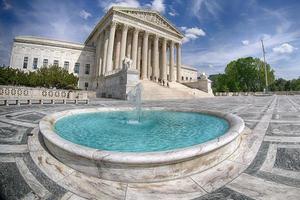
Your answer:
[0,85,90,100]
[183,79,213,94]
[214,91,300,96]
[97,67,139,99]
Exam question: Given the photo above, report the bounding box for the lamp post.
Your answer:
[261,39,268,93]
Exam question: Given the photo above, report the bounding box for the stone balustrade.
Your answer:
[0,85,92,106]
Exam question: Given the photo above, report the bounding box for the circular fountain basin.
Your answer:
[39,107,245,183]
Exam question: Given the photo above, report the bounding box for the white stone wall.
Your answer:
[10,38,95,90]
[173,66,197,82]
[164,66,197,82]
[181,68,197,82]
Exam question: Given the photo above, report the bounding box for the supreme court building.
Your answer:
[10,7,212,99]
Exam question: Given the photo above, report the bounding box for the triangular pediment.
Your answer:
[113,7,184,37]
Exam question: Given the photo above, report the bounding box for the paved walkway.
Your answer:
[0,96,300,199]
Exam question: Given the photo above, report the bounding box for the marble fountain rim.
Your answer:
[39,107,245,165]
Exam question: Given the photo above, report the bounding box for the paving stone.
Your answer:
[267,123,300,136]
[244,141,270,175]
[275,148,300,171]
[0,162,32,200]
[22,154,67,199]
[192,187,254,200]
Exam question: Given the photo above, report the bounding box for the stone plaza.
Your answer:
[0,95,300,199]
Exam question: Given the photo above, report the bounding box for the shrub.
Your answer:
[0,65,79,89]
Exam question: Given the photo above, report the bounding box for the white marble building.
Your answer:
[10,7,210,99]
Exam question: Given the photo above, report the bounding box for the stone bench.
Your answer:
[0,98,89,106]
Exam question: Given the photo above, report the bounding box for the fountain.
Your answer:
[39,57,245,182]
[127,83,143,123]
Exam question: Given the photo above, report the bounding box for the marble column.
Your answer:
[102,30,109,74]
[176,43,182,82]
[114,30,121,70]
[98,32,105,76]
[105,21,117,73]
[152,35,159,81]
[95,33,101,76]
[147,39,152,79]
[137,37,142,71]
[131,28,139,69]
[162,38,167,81]
[159,46,163,79]
[141,31,149,79]
[169,40,174,82]
[126,31,132,58]
[119,24,128,67]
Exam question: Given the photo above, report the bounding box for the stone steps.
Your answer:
[140,80,213,100]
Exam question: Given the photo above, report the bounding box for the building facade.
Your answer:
[10,7,202,97]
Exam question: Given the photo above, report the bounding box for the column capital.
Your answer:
[133,27,140,34]
[122,24,129,30]
[143,31,149,37]
[111,21,117,28]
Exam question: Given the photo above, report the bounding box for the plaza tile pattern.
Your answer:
[0,96,300,199]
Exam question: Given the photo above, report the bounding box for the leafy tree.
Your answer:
[210,74,229,92]
[211,57,275,92]
[0,65,79,89]
[269,77,300,91]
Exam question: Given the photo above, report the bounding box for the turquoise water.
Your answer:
[54,111,229,152]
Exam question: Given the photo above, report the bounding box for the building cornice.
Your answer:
[182,64,198,72]
[84,8,114,44]
[114,7,184,37]
[114,10,183,41]
[14,36,95,52]
[85,6,184,45]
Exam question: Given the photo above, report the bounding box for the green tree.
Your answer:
[0,65,79,89]
[211,57,275,92]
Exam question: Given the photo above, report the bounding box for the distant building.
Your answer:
[10,7,212,99]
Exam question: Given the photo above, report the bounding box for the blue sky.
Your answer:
[0,0,299,79]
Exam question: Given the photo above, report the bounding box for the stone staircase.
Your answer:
[140,80,214,100]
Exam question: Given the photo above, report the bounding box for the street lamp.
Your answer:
[261,39,268,93]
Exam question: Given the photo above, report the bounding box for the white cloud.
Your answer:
[186,28,206,36]
[261,34,271,40]
[2,0,12,10]
[191,0,222,20]
[169,12,176,16]
[79,10,92,20]
[100,0,165,13]
[182,31,300,71]
[208,64,213,68]
[273,43,297,54]
[182,27,206,43]
[149,0,165,13]
[180,26,187,31]
[8,1,94,43]
[99,0,141,11]
[242,40,249,45]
